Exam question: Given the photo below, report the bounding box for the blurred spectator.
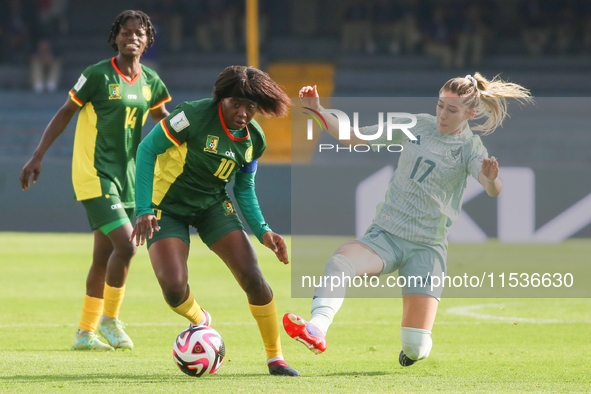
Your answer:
[0,0,33,63]
[520,0,551,56]
[389,0,422,55]
[423,6,453,68]
[341,0,375,55]
[454,4,486,68]
[372,0,422,55]
[372,0,396,53]
[290,0,319,37]
[36,0,68,36]
[30,37,62,93]
[29,0,65,92]
[553,4,576,54]
[195,0,242,52]
[153,0,185,52]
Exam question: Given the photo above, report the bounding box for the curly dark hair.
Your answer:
[107,10,155,53]
[212,66,290,117]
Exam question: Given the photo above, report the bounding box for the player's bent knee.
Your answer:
[114,240,136,260]
[400,327,432,360]
[160,278,188,306]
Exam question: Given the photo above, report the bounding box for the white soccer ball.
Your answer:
[173,325,225,377]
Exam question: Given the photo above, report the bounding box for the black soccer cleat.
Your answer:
[268,360,301,376]
[399,350,417,367]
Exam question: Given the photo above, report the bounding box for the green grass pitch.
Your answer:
[1,233,590,393]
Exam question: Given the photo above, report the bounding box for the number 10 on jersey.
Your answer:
[213,158,236,180]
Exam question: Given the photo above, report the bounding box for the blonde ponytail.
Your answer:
[441,73,533,135]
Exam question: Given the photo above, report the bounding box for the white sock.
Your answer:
[309,254,356,335]
[400,327,432,360]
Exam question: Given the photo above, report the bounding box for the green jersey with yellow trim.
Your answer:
[151,98,266,216]
[69,57,171,207]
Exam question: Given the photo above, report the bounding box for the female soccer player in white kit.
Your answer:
[283,73,532,366]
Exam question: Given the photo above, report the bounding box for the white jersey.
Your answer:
[364,114,488,245]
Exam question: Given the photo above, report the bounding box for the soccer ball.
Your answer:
[173,325,225,377]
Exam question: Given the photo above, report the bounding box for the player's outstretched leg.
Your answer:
[98,316,134,350]
[282,313,327,354]
[72,330,114,351]
[398,327,433,367]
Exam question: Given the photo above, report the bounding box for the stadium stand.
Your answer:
[1,0,591,165]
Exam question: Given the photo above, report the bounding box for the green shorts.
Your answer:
[81,179,133,234]
[146,199,245,249]
[357,224,447,299]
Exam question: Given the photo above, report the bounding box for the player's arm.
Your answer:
[478,157,502,197]
[131,120,176,245]
[20,98,80,191]
[149,103,170,123]
[148,75,172,123]
[233,162,289,264]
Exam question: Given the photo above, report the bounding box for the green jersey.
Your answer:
[69,57,171,207]
[366,114,488,245]
[144,98,266,217]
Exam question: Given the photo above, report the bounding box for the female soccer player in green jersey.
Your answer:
[283,74,532,366]
[130,65,299,376]
[20,10,171,351]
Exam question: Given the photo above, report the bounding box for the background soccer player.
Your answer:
[130,65,299,376]
[284,74,532,366]
[19,10,171,351]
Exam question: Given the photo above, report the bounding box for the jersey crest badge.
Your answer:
[223,201,235,215]
[443,146,462,164]
[142,86,152,101]
[245,146,253,163]
[108,84,121,100]
[204,135,219,154]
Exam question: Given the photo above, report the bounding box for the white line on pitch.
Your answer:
[1,319,590,329]
[445,301,591,324]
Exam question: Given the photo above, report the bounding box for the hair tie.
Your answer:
[465,74,478,88]
[465,75,501,97]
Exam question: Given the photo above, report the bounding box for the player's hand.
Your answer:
[20,157,43,191]
[482,156,499,181]
[299,85,320,111]
[130,213,159,246]
[262,231,289,265]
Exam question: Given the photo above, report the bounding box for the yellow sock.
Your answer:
[79,295,104,332]
[249,297,283,360]
[169,289,205,324]
[103,284,125,319]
